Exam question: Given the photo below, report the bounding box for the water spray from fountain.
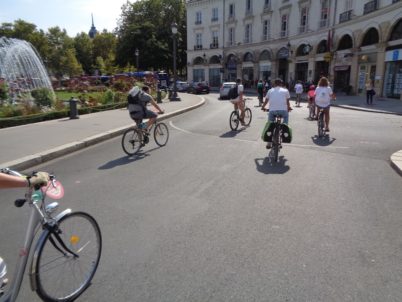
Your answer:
[0,37,54,103]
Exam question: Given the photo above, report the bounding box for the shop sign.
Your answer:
[334,65,350,71]
[277,47,289,59]
[385,49,402,62]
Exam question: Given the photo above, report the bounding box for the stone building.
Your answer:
[186,0,402,98]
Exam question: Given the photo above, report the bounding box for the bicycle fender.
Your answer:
[28,209,72,291]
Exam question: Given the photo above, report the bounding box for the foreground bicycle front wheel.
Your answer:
[229,111,239,131]
[35,212,102,302]
[154,122,169,146]
[122,128,142,155]
[244,108,252,126]
[271,127,280,162]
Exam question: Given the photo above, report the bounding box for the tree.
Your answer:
[92,30,117,75]
[115,0,186,74]
[74,33,94,75]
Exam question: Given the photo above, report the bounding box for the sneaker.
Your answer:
[266,142,272,149]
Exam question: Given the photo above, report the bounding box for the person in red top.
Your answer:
[307,85,316,117]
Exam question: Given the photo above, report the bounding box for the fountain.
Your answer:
[0,37,54,102]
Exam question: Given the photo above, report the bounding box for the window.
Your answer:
[245,24,252,43]
[264,0,270,7]
[195,11,202,25]
[281,14,288,37]
[345,0,353,10]
[211,31,219,48]
[229,28,235,46]
[300,7,308,33]
[212,8,218,21]
[263,19,270,40]
[246,0,252,13]
[229,4,235,18]
[195,33,202,49]
[320,0,329,27]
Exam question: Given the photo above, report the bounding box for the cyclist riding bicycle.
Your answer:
[314,77,335,132]
[307,85,316,115]
[261,78,292,149]
[229,78,245,126]
[128,85,164,134]
[0,171,49,189]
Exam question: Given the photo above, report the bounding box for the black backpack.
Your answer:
[127,89,142,105]
[228,84,239,99]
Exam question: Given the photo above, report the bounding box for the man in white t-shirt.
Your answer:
[294,80,303,107]
[261,78,291,124]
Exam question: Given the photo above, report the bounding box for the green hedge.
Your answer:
[0,102,127,128]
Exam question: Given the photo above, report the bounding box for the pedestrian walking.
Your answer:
[257,80,264,107]
[365,79,375,105]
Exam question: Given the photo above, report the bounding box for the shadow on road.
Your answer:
[220,128,247,138]
[311,135,336,147]
[254,157,290,174]
[98,147,160,169]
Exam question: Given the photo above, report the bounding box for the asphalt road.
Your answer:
[1,93,402,301]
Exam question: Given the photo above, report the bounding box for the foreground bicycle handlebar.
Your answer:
[0,168,102,302]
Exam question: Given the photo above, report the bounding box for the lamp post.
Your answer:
[170,22,180,101]
[135,48,139,70]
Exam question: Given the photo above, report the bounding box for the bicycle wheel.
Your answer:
[272,127,280,162]
[317,113,325,137]
[154,122,169,146]
[243,108,252,126]
[229,111,239,131]
[309,105,315,120]
[122,128,142,155]
[35,212,102,302]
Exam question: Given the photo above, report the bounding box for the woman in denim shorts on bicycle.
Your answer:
[314,77,336,132]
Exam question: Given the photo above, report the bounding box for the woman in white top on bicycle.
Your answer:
[315,77,336,132]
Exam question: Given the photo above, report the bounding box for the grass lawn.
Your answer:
[55,91,100,100]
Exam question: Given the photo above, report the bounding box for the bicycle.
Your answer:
[269,114,284,163]
[308,99,316,120]
[0,168,102,302]
[317,108,326,138]
[122,119,169,156]
[229,98,252,131]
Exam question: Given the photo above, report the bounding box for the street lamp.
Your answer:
[170,22,180,101]
[135,48,139,70]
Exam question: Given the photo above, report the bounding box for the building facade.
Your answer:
[186,0,402,98]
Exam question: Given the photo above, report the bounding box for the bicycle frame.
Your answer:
[0,171,71,302]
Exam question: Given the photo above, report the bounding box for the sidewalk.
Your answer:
[0,91,401,176]
[0,93,204,171]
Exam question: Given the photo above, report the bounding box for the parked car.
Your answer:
[187,82,210,94]
[169,81,189,92]
[219,82,236,100]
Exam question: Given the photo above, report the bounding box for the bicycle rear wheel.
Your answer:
[272,127,280,162]
[229,111,239,130]
[122,128,142,155]
[317,113,325,137]
[34,212,102,302]
[154,122,169,146]
[244,108,252,126]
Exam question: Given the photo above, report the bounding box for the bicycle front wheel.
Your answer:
[154,122,169,146]
[229,111,239,131]
[122,128,142,155]
[244,108,252,126]
[35,212,102,302]
[272,128,280,162]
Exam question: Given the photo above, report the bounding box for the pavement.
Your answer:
[0,91,401,177]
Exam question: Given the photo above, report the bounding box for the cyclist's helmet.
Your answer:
[309,85,315,90]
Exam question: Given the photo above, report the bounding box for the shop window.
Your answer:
[317,40,328,53]
[337,35,353,50]
[259,50,271,61]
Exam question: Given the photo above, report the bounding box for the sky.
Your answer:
[0,0,133,37]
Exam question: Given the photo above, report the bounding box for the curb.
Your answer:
[390,151,402,177]
[1,98,205,171]
[332,104,402,116]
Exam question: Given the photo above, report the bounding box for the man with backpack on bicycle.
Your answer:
[128,85,164,134]
[229,78,245,126]
[261,78,292,149]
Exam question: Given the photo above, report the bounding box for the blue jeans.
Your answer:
[268,110,289,124]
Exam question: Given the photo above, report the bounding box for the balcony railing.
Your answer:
[244,38,252,44]
[194,45,203,50]
[195,20,202,25]
[339,10,353,23]
[261,34,271,41]
[228,15,236,22]
[319,19,329,28]
[299,25,306,34]
[263,3,272,12]
[280,30,288,38]
[226,41,235,47]
[210,43,219,49]
[364,0,378,14]
[211,17,218,22]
